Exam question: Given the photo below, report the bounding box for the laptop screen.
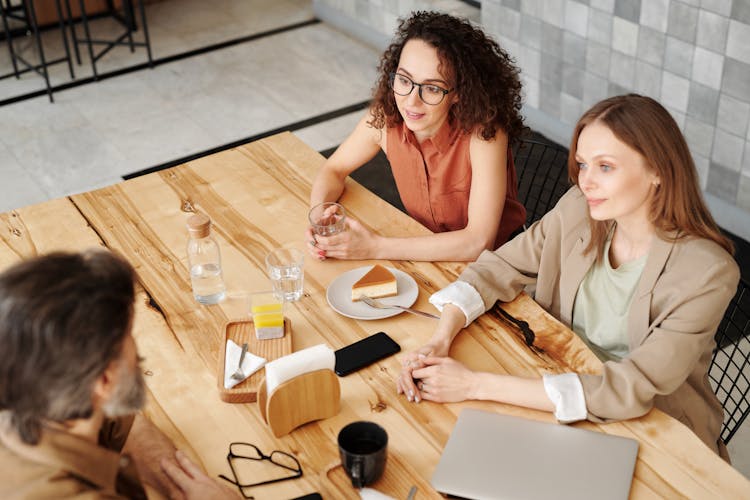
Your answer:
[431,408,638,500]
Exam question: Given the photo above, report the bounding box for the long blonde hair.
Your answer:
[567,94,733,260]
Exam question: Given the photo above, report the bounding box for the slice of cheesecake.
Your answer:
[352,264,398,301]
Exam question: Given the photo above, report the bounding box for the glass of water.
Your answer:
[308,202,347,237]
[265,247,304,301]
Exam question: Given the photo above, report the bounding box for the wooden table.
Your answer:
[1,132,748,498]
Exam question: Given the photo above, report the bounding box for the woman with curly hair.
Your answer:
[306,11,527,262]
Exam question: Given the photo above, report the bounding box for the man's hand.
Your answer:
[122,414,183,499]
[161,450,240,499]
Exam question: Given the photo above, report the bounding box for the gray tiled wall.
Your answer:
[314,0,750,239]
[485,0,750,239]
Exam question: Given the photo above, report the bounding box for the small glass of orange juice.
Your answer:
[249,291,285,340]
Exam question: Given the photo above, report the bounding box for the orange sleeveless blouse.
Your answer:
[385,120,526,248]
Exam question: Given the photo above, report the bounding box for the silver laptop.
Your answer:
[431,408,638,500]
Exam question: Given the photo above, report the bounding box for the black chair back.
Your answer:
[709,277,750,444]
[511,138,571,227]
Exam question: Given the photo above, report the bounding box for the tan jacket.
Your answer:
[460,187,740,454]
[0,413,146,499]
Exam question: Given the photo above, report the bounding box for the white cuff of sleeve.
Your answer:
[429,281,485,328]
[542,373,587,423]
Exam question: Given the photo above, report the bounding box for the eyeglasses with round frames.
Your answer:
[389,72,453,105]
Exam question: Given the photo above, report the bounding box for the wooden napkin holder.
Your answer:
[257,369,340,437]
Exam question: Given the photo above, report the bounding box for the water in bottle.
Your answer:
[186,213,226,305]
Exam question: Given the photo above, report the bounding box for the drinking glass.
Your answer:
[308,202,347,237]
[265,247,304,301]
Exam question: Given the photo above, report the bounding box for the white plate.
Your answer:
[326,266,419,320]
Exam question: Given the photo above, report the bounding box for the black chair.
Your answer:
[709,277,750,444]
[327,138,572,223]
[0,0,75,102]
[511,138,571,227]
[67,0,153,80]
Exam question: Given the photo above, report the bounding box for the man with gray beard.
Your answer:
[0,250,237,499]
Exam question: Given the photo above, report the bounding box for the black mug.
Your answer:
[337,421,388,488]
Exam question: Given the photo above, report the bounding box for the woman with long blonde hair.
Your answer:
[398,94,739,459]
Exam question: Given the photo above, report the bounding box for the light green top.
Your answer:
[572,236,647,362]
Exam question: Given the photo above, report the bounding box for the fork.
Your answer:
[231,342,249,381]
[359,295,439,319]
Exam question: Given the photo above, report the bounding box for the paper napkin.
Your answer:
[264,344,335,395]
[224,339,266,389]
[360,488,396,500]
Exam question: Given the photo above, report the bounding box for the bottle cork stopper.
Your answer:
[187,213,211,238]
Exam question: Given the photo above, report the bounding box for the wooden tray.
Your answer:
[321,451,441,499]
[217,318,292,403]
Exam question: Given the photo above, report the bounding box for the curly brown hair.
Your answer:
[369,11,525,142]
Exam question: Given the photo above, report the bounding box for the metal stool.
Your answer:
[1,0,76,102]
[67,0,153,80]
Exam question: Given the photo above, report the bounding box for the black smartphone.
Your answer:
[334,332,401,376]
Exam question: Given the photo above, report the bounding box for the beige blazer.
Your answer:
[460,187,740,454]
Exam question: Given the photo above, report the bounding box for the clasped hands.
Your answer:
[396,343,479,404]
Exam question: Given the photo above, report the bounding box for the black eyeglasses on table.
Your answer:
[219,442,303,499]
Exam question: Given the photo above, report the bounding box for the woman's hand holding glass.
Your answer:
[308,201,358,260]
[306,216,382,261]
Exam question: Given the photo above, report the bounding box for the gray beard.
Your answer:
[101,361,146,417]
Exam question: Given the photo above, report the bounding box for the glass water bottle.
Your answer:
[186,213,226,305]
